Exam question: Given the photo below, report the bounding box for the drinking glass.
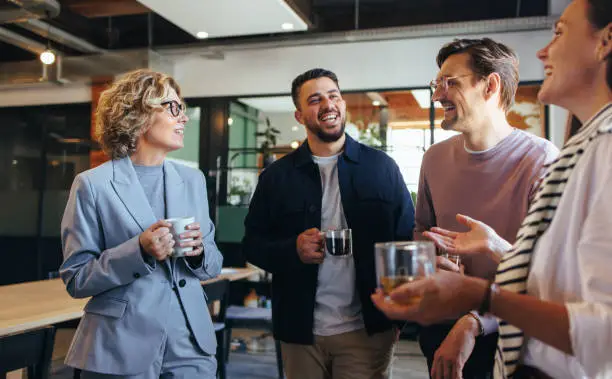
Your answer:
[375,241,436,304]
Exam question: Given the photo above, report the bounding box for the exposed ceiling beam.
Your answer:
[15,18,105,53]
[0,0,60,24]
[0,26,46,54]
[59,0,150,18]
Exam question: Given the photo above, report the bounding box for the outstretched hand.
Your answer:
[423,214,511,265]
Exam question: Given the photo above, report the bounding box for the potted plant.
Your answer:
[228,177,252,206]
[256,117,281,168]
[358,122,383,147]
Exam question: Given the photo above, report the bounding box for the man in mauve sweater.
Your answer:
[415,38,559,379]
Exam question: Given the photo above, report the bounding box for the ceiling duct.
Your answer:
[0,49,164,87]
[0,24,46,53]
[0,0,60,24]
[16,19,106,54]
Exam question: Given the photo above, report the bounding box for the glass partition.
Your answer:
[233,83,546,198]
[0,103,91,283]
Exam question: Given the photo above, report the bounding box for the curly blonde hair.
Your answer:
[95,69,183,159]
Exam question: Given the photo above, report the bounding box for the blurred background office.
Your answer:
[0,1,576,378]
[0,0,572,287]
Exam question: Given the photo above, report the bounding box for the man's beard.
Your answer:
[440,117,457,130]
[306,121,346,143]
[441,114,462,131]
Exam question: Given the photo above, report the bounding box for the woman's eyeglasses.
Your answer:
[160,100,186,117]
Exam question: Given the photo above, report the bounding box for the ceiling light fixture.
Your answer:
[40,14,56,65]
[281,23,294,31]
[40,48,56,65]
[372,100,381,107]
[290,141,299,149]
[196,31,209,39]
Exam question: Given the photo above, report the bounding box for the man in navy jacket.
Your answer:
[243,68,414,379]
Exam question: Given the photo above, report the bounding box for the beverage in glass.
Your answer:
[375,241,436,304]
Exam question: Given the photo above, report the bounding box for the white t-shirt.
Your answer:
[312,153,364,336]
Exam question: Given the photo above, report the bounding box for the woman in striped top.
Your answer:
[372,0,612,378]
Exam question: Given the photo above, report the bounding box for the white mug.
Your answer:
[165,216,195,257]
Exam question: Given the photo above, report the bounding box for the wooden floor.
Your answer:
[31,328,429,379]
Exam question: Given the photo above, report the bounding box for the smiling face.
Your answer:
[138,86,189,154]
[431,53,488,133]
[536,0,611,110]
[294,77,347,143]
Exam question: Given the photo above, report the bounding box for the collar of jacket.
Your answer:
[293,133,360,167]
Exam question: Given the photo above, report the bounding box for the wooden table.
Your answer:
[203,266,261,284]
[0,267,260,338]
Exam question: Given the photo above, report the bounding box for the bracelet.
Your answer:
[466,311,484,336]
[478,280,498,315]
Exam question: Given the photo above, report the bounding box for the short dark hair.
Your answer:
[436,38,519,111]
[587,0,612,90]
[291,68,340,109]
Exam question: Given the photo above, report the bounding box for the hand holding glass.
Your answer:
[375,241,436,304]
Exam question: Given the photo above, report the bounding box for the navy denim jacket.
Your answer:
[243,134,415,344]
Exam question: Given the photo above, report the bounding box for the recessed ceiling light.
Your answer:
[281,23,294,31]
[196,31,209,39]
[290,141,300,149]
[291,126,299,132]
[372,100,381,106]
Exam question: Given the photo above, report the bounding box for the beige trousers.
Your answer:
[281,328,396,379]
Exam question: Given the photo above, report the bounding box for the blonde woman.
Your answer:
[60,69,222,378]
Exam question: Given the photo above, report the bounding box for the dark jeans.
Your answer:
[419,323,498,379]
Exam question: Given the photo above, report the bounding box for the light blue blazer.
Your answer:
[59,157,223,375]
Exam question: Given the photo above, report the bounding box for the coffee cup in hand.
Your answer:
[165,216,195,257]
[322,229,352,257]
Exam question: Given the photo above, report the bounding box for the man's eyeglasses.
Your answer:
[429,74,474,93]
[161,100,186,117]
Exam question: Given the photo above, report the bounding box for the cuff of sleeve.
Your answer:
[114,236,154,280]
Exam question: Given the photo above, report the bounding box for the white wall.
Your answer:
[549,0,572,16]
[175,30,552,97]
